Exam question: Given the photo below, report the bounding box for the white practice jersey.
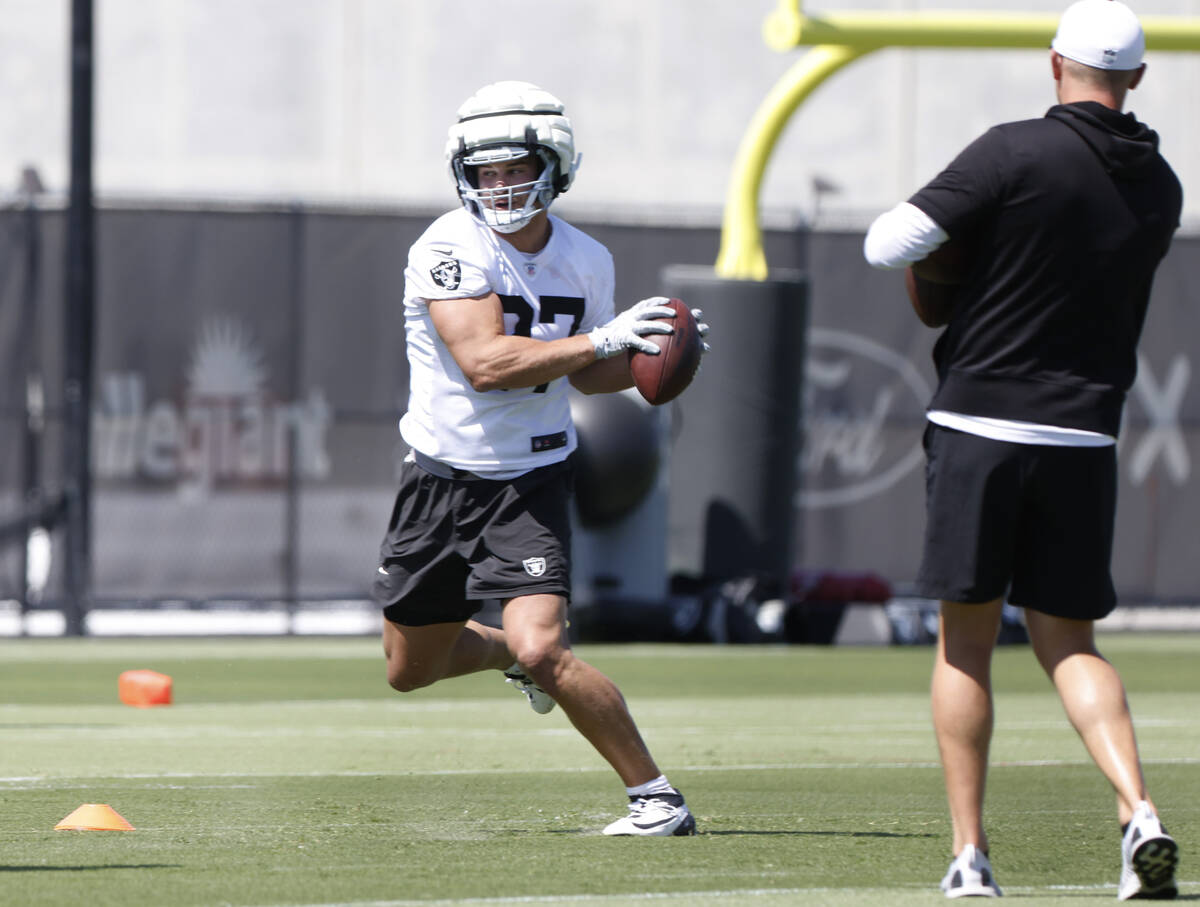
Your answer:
[400,208,615,475]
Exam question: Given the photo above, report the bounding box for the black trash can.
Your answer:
[661,264,808,594]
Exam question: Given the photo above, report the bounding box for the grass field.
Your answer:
[1,634,1197,906]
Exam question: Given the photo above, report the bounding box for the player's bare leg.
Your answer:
[502,593,660,786]
[932,598,1004,855]
[1023,609,1150,824]
[383,617,511,692]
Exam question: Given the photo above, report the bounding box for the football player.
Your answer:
[372,80,703,836]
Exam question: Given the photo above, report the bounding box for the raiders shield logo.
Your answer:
[430,258,461,290]
[522,557,547,577]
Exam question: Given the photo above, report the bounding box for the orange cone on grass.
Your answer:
[55,803,135,831]
[118,669,173,707]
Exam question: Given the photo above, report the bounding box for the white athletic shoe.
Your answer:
[1119,801,1178,900]
[602,791,696,837]
[940,844,1002,898]
[503,664,555,715]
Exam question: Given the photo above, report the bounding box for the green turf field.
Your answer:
[1,634,1196,905]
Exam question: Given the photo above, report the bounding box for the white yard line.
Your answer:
[4,755,1200,788]
[246,888,919,907]
[244,880,1200,907]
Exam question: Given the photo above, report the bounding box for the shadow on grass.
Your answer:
[0,724,120,730]
[0,864,182,872]
[1046,896,1200,902]
[539,828,936,838]
[702,829,936,838]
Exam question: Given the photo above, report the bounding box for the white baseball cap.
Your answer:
[1052,0,1145,71]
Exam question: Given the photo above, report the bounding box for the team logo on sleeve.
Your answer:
[430,258,461,290]
[522,557,547,577]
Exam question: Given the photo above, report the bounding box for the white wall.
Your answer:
[3,0,1198,232]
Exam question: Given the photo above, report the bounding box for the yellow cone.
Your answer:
[55,803,135,831]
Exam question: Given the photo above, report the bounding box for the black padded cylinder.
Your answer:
[660,264,807,591]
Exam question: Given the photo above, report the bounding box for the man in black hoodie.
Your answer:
[864,0,1181,899]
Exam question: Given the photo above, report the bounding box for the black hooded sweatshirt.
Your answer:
[908,100,1182,437]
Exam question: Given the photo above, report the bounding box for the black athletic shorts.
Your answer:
[372,457,573,627]
[915,424,1118,620]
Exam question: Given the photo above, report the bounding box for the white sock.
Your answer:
[626,774,674,798]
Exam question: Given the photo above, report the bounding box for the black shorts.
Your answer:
[915,424,1117,619]
[372,458,573,626]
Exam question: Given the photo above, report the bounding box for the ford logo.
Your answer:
[798,327,933,509]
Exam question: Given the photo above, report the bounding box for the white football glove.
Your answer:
[588,296,676,359]
[691,308,711,354]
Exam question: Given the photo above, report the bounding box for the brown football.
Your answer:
[627,298,702,406]
[906,232,973,327]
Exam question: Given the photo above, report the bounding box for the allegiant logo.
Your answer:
[92,317,332,491]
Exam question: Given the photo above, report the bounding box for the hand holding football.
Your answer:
[627,298,703,405]
[906,233,972,327]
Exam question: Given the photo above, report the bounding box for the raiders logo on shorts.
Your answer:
[430,258,461,290]
[522,557,547,577]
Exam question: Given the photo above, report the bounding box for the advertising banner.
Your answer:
[0,208,1193,606]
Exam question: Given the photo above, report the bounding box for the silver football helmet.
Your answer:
[445,81,579,233]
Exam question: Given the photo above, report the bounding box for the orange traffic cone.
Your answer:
[55,803,135,831]
[118,669,173,707]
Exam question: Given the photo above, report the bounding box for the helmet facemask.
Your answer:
[452,145,557,234]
